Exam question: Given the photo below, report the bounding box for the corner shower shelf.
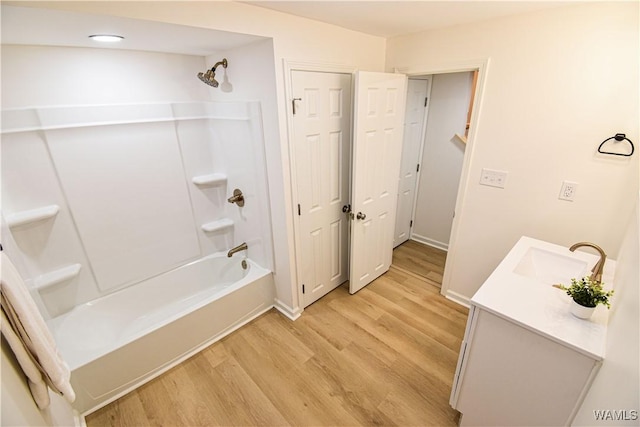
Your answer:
[192,173,227,186]
[201,218,234,233]
[6,205,60,228]
[33,264,82,291]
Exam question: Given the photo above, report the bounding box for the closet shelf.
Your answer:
[192,173,227,186]
[453,133,468,145]
[34,264,82,291]
[201,218,234,233]
[6,205,60,228]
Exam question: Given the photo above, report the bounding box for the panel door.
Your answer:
[394,78,430,247]
[349,71,407,294]
[291,70,352,307]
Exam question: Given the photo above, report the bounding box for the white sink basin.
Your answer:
[513,247,590,284]
[470,236,615,361]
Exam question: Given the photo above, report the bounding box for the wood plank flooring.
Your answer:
[392,240,447,285]
[86,250,467,426]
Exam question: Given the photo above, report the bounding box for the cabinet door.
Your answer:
[456,309,598,426]
[450,304,479,407]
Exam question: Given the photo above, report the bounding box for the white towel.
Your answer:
[1,252,76,409]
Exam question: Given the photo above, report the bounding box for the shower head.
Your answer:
[197,58,228,88]
[198,69,219,87]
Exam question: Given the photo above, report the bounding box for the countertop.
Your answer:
[471,236,615,361]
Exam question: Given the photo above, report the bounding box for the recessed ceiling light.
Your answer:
[89,34,124,43]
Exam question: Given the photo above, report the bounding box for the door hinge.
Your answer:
[302,284,305,294]
[298,204,301,216]
[410,220,413,227]
[424,97,428,107]
[416,164,420,172]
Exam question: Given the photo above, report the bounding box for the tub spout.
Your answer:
[227,242,248,258]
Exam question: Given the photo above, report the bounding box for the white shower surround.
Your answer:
[1,100,274,318]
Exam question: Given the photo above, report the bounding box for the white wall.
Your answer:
[387,2,639,301]
[573,197,639,426]
[1,45,210,107]
[26,0,387,317]
[412,72,471,250]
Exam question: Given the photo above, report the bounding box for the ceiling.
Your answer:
[1,1,574,55]
[1,5,265,56]
[243,1,573,38]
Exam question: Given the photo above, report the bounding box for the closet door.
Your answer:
[349,71,407,294]
[291,70,352,307]
[393,78,430,247]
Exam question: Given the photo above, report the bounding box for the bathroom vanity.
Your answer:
[450,236,615,426]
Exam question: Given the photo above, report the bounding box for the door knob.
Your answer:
[356,212,366,220]
[342,204,351,213]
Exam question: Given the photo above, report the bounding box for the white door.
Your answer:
[393,78,431,247]
[349,71,407,294]
[291,70,352,308]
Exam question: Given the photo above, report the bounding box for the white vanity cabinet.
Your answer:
[451,305,601,426]
[449,236,615,426]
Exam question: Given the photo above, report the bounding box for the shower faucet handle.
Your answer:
[227,189,245,207]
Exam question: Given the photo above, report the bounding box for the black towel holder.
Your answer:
[597,133,634,157]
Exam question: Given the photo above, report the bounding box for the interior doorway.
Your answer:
[288,64,482,308]
[392,71,479,287]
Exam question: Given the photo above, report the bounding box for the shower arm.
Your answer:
[209,58,228,72]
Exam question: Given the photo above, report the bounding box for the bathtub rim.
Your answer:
[48,253,270,371]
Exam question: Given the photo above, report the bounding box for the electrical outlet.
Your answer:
[559,181,578,201]
[480,168,508,189]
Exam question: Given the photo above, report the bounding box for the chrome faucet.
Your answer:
[569,242,607,282]
[227,242,248,258]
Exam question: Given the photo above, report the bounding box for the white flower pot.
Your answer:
[570,300,596,319]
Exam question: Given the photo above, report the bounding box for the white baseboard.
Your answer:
[274,299,302,320]
[445,289,471,308]
[410,233,449,252]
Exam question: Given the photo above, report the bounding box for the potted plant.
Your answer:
[557,276,614,319]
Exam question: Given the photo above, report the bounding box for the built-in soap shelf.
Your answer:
[33,264,82,291]
[6,205,60,228]
[201,218,234,233]
[192,173,227,186]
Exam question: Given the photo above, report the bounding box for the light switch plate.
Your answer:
[480,168,508,189]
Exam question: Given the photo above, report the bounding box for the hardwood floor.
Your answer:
[392,240,447,285]
[86,257,467,426]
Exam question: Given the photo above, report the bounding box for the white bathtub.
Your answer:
[46,253,274,414]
